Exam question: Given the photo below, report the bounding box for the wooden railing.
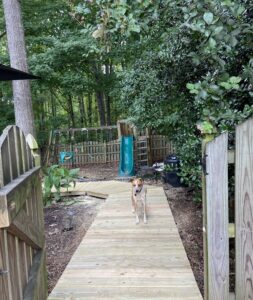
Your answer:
[203,117,253,299]
[0,126,47,300]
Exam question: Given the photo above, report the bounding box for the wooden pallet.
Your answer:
[49,181,202,299]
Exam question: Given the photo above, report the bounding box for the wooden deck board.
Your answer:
[48,181,202,299]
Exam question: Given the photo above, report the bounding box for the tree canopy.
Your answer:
[0,0,252,191]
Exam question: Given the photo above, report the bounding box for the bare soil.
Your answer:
[164,185,204,296]
[45,164,203,296]
[44,195,104,293]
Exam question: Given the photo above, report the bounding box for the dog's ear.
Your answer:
[129,177,135,183]
[138,178,143,184]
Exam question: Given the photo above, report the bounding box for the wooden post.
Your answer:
[205,133,229,299]
[26,134,40,167]
[235,118,253,299]
[201,130,215,300]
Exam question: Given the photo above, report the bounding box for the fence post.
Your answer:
[202,135,213,300]
[26,134,41,167]
[200,123,215,300]
[235,118,253,299]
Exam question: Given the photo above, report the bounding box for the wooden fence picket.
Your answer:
[205,133,229,300]
[235,118,253,299]
[0,125,47,300]
[55,136,174,166]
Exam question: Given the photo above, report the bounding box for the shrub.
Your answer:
[43,165,80,205]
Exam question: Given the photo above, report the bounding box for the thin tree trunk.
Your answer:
[105,94,111,125]
[68,95,75,128]
[105,64,111,125]
[96,91,106,126]
[93,64,106,126]
[78,95,86,127]
[50,89,57,117]
[87,93,92,126]
[3,0,35,137]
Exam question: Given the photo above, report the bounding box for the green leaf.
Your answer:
[186,83,195,90]
[229,76,241,84]
[209,37,216,48]
[203,12,214,25]
[69,168,80,177]
[220,82,231,90]
[214,26,223,35]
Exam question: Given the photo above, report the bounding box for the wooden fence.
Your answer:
[0,126,47,300]
[203,117,253,300]
[54,135,174,167]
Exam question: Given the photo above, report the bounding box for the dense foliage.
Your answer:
[0,0,252,194]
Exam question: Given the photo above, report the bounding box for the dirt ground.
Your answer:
[45,164,203,296]
[45,195,104,293]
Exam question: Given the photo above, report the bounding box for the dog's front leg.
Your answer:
[133,196,139,224]
[143,194,147,224]
[131,193,135,214]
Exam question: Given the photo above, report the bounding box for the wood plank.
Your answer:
[23,250,48,300]
[0,129,12,187]
[8,126,18,181]
[15,237,23,299]
[205,133,229,300]
[7,232,19,300]
[0,229,10,300]
[49,184,202,299]
[0,167,40,228]
[235,118,253,299]
[8,208,43,249]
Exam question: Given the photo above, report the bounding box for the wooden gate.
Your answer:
[203,117,253,299]
[0,126,47,300]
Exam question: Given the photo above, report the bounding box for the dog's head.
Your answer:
[130,178,144,196]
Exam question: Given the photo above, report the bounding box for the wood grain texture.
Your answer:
[49,183,202,299]
[23,250,48,300]
[235,118,253,300]
[0,126,47,299]
[53,135,174,166]
[205,133,229,300]
[0,167,40,228]
[0,229,10,300]
[8,208,43,249]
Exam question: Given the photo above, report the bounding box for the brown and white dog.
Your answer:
[130,178,147,224]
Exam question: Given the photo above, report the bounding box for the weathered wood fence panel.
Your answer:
[55,136,174,167]
[204,117,253,300]
[151,135,175,162]
[205,133,229,299]
[0,126,47,300]
[235,118,253,299]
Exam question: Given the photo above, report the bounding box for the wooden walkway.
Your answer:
[48,181,202,300]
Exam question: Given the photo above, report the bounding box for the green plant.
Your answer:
[43,165,80,205]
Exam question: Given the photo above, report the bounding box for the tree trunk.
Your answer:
[105,94,111,125]
[50,89,57,118]
[87,93,92,126]
[3,0,35,137]
[96,91,106,126]
[105,64,111,125]
[67,95,75,128]
[93,64,106,126]
[78,95,86,127]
